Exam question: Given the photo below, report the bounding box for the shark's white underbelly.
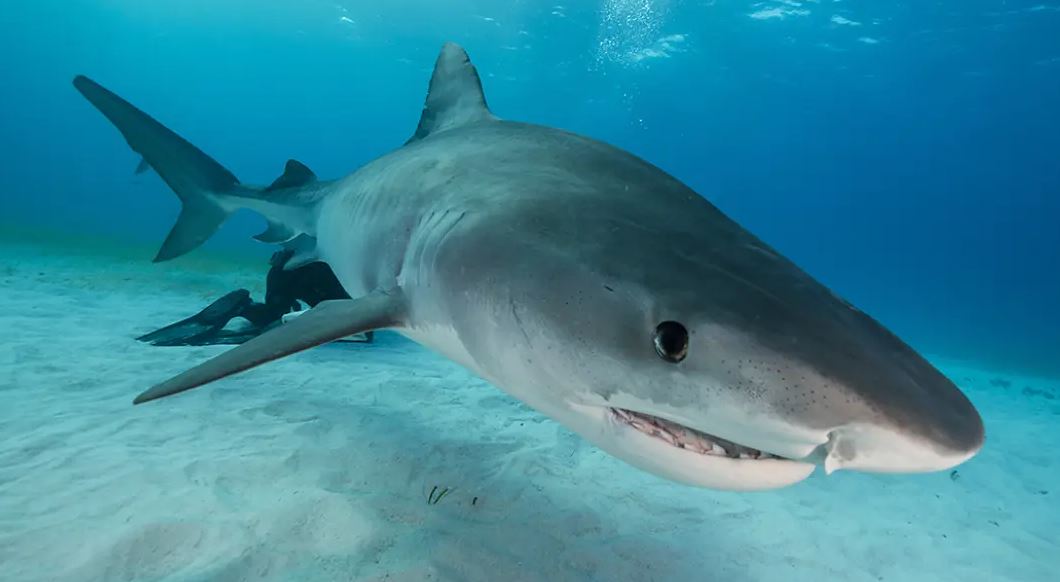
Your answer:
[398,323,482,377]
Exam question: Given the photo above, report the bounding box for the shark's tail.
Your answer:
[73,75,244,262]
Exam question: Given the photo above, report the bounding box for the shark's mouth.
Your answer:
[610,408,783,460]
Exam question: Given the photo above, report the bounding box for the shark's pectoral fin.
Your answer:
[132,290,406,405]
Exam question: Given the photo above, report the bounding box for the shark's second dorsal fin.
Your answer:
[265,159,317,192]
[407,42,496,144]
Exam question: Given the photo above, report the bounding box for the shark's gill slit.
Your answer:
[611,408,780,460]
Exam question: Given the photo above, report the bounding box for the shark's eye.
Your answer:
[653,321,689,363]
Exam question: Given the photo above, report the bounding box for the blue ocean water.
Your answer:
[2,0,1057,376]
[0,2,1058,580]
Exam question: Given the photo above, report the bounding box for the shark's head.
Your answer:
[485,240,984,491]
[406,44,982,491]
[547,281,987,491]
[439,133,985,491]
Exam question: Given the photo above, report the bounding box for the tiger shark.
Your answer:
[73,42,984,491]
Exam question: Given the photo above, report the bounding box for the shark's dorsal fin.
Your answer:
[407,42,496,144]
[265,159,317,192]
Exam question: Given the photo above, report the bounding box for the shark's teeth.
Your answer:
[611,408,778,460]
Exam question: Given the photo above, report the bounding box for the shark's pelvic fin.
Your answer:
[134,156,150,175]
[280,234,321,270]
[265,159,317,192]
[252,221,298,244]
[407,42,497,144]
[73,75,240,262]
[133,291,407,404]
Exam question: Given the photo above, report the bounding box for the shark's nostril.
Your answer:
[821,429,858,475]
[819,415,984,476]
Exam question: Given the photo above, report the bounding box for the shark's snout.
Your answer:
[821,370,985,475]
[580,315,988,489]
[694,269,988,479]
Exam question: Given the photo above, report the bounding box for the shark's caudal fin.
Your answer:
[73,75,241,262]
[406,42,497,144]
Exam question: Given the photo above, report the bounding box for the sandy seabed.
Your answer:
[0,237,1057,582]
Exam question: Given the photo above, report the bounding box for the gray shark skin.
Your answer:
[73,43,984,490]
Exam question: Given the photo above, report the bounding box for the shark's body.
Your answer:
[74,43,984,491]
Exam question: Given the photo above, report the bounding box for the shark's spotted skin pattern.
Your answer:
[74,43,983,491]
